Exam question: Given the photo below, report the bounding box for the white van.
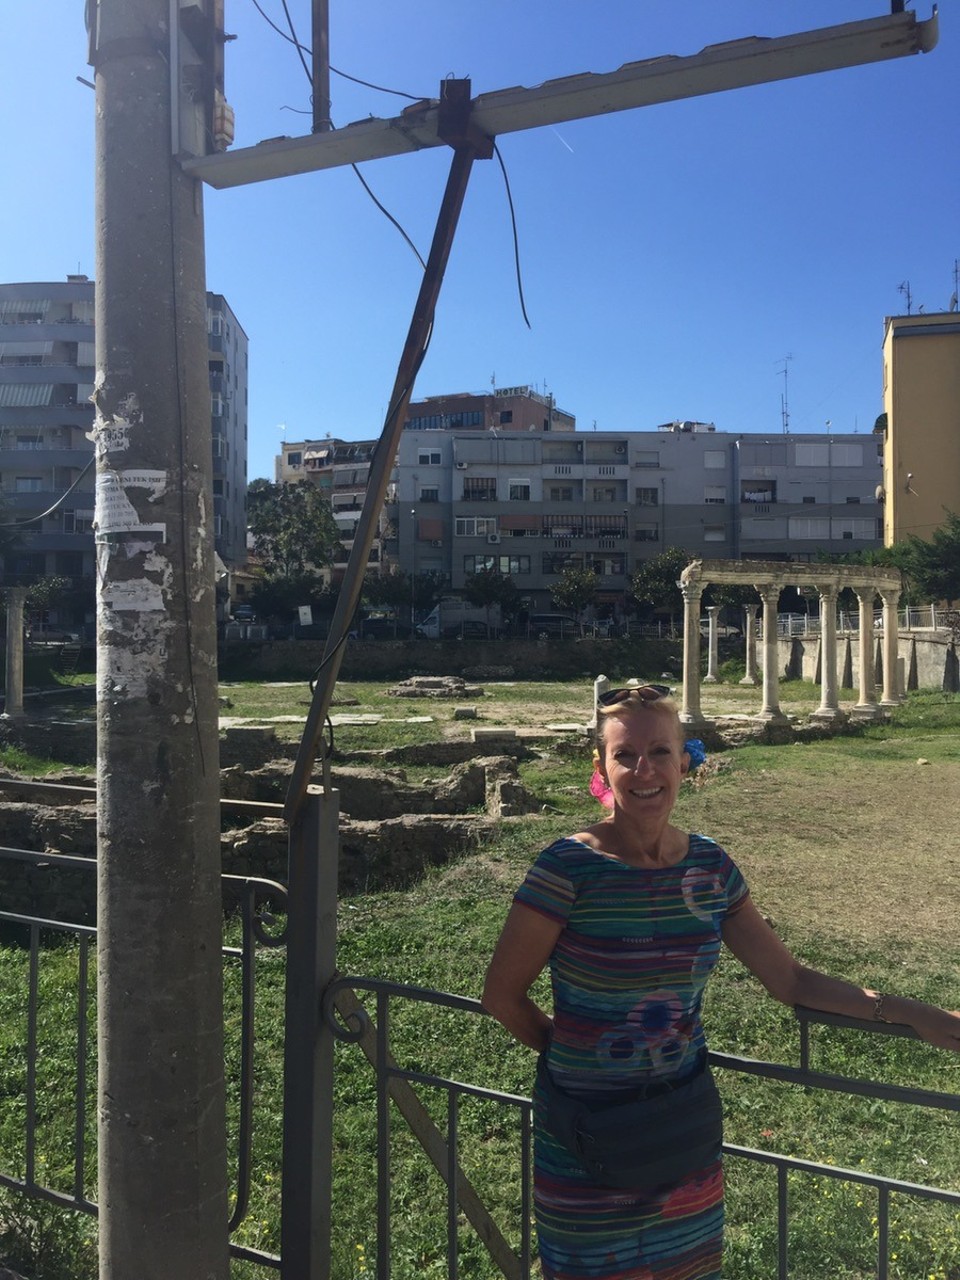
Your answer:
[417,597,501,639]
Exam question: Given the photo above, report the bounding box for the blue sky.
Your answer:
[3,2,957,481]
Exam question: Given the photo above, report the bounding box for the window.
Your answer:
[635,524,659,542]
[740,481,776,503]
[795,443,829,467]
[497,554,531,575]
[704,450,726,470]
[463,476,497,501]
[588,554,626,575]
[213,478,224,496]
[62,510,75,533]
[831,443,863,467]
[802,495,816,504]
[463,554,497,574]
[703,486,725,505]
[211,394,224,417]
[788,516,830,540]
[508,480,531,501]
[636,487,659,506]
[455,517,495,537]
[703,525,726,543]
[286,451,302,467]
[549,486,574,501]
[419,486,439,503]
[634,451,659,468]
[16,435,43,450]
[15,476,42,492]
[592,486,616,502]
[417,449,442,466]
[543,552,582,574]
[499,410,513,425]
[834,517,875,541]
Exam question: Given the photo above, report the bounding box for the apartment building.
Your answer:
[0,278,248,619]
[276,435,382,583]
[386,421,882,615]
[880,310,960,545]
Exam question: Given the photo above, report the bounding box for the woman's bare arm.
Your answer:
[722,898,960,1053]
[482,902,563,1052]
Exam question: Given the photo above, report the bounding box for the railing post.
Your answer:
[281,788,340,1279]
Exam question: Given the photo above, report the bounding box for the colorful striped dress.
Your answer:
[514,834,749,1280]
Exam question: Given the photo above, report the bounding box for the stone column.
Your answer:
[756,582,787,722]
[703,605,721,683]
[811,584,842,722]
[740,606,759,685]
[879,587,902,707]
[2,588,27,720]
[851,588,880,720]
[679,580,705,726]
[593,674,610,731]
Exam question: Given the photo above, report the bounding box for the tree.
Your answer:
[630,547,692,631]
[551,567,599,632]
[462,569,521,634]
[247,479,341,579]
[900,511,960,605]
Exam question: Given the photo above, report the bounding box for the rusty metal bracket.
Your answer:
[438,78,495,158]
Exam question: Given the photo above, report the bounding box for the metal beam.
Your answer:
[182,10,937,189]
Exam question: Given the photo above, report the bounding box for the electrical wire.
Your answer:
[255,0,428,269]
[248,0,423,99]
[493,140,532,330]
[0,456,95,528]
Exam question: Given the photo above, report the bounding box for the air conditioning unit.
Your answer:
[455,461,468,470]
[431,540,443,548]
[487,533,501,545]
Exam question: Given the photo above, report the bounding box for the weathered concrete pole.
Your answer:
[2,588,27,720]
[93,1,228,1276]
[703,605,720,683]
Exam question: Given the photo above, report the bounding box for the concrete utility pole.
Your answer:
[2,588,26,720]
[93,2,228,1276]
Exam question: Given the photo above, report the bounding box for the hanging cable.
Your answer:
[493,141,532,330]
[0,456,95,528]
[248,0,423,99]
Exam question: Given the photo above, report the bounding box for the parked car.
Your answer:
[358,618,413,640]
[231,605,257,622]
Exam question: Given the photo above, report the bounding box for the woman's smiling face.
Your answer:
[598,706,689,821]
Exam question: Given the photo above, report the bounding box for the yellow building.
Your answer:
[881,311,960,545]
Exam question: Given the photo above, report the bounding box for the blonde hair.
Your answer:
[595,691,683,751]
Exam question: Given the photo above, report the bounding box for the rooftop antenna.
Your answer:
[897,280,912,315]
[949,260,959,313]
[776,354,793,434]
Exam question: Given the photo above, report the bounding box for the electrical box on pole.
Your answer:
[175,0,234,156]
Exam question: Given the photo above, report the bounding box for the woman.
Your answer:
[482,685,960,1280]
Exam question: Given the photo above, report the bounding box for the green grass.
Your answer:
[3,688,960,1277]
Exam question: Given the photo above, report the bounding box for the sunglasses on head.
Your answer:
[597,683,672,707]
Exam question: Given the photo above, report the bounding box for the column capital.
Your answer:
[853,585,877,605]
[878,586,901,608]
[755,581,782,604]
[679,580,703,604]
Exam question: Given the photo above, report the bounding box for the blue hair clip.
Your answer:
[684,739,707,773]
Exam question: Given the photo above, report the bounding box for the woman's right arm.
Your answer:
[482,901,564,1052]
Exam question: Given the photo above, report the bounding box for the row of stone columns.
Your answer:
[679,581,903,727]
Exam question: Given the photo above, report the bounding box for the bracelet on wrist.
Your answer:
[873,992,891,1023]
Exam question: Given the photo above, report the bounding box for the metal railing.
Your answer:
[2,840,958,1278]
[0,842,287,1272]
[323,978,960,1280]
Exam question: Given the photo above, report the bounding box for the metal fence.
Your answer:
[1,846,958,1278]
[0,842,287,1272]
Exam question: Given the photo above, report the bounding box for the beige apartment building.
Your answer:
[881,311,960,545]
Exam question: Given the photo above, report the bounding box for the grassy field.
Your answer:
[1,683,959,1278]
